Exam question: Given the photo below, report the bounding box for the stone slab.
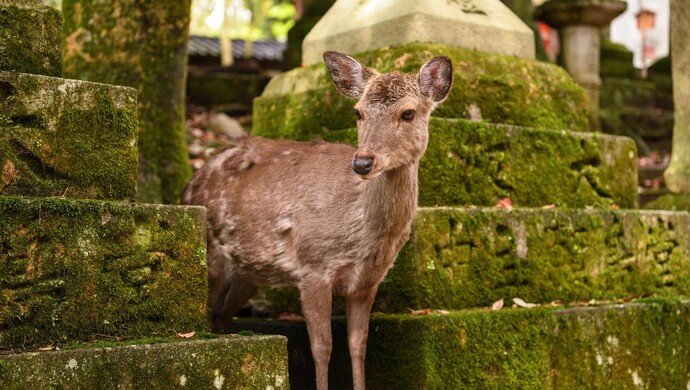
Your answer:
[302,0,535,64]
[0,1,62,77]
[262,207,690,315]
[0,335,289,389]
[0,197,207,349]
[255,43,588,136]
[0,71,138,201]
[230,299,690,389]
[377,208,690,312]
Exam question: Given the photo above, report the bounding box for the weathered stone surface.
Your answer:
[0,0,62,77]
[255,43,589,139]
[0,335,289,389]
[0,197,207,349]
[302,0,535,64]
[376,208,690,312]
[62,0,192,204]
[664,1,690,193]
[230,300,690,389]
[0,71,138,201]
[644,193,690,212]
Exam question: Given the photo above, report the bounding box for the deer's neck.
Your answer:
[362,162,419,237]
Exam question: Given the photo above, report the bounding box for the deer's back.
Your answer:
[183,136,378,288]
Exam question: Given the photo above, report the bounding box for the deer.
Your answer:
[182,51,453,390]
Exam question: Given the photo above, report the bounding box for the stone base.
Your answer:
[0,1,62,77]
[0,71,138,201]
[230,299,690,389]
[0,335,288,389]
[254,43,588,137]
[0,197,207,349]
[262,207,690,315]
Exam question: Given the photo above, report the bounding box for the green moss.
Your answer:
[0,335,288,389]
[0,2,62,77]
[253,42,589,140]
[0,197,208,349]
[644,194,690,212]
[421,119,637,208]
[62,0,192,204]
[0,72,138,201]
[373,208,690,313]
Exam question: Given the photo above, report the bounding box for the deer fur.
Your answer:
[182,51,453,390]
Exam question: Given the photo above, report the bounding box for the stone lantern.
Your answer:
[537,0,627,131]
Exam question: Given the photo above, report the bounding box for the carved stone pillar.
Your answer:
[537,0,626,131]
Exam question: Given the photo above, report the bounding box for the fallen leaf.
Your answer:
[491,298,504,311]
[278,312,304,321]
[496,198,513,210]
[611,204,619,210]
[435,309,450,315]
[176,331,195,338]
[38,346,54,351]
[410,309,430,316]
[542,204,556,209]
[2,160,18,186]
[512,297,537,308]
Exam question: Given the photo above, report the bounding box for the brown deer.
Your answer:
[182,51,453,390]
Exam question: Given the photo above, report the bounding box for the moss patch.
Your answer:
[253,42,588,140]
[0,2,62,77]
[376,208,690,312]
[644,194,690,212]
[0,71,138,201]
[0,197,208,349]
[62,0,192,204]
[0,335,288,389]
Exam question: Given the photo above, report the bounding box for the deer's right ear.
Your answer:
[323,51,375,98]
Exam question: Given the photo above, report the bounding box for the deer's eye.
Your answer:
[354,108,362,121]
[401,109,415,121]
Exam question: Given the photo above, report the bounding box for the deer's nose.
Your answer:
[353,156,374,175]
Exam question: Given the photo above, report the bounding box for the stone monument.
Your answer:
[302,0,535,64]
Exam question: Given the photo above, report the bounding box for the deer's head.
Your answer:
[324,51,453,179]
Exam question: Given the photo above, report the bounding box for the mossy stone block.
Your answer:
[0,1,62,77]
[253,43,589,139]
[0,71,138,200]
[322,119,638,208]
[0,197,207,349]
[0,335,289,389]
[376,208,690,312]
[230,300,690,389]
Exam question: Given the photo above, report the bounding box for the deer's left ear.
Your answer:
[418,56,453,103]
[324,51,376,99]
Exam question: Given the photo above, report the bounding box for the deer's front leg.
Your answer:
[346,286,378,390]
[300,281,333,390]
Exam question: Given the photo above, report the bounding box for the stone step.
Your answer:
[262,207,690,314]
[0,0,62,77]
[0,197,207,349]
[0,71,138,201]
[321,118,638,208]
[230,299,690,389]
[253,42,589,138]
[0,335,289,389]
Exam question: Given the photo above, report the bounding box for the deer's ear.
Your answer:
[323,51,375,98]
[418,56,453,103]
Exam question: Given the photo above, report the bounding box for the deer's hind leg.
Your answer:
[207,246,257,333]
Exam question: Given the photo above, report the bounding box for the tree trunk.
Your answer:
[62,0,192,204]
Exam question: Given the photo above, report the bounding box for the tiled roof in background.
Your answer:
[188,36,286,61]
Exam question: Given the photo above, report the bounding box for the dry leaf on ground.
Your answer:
[491,298,504,311]
[496,198,513,210]
[176,331,196,338]
[512,297,537,308]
